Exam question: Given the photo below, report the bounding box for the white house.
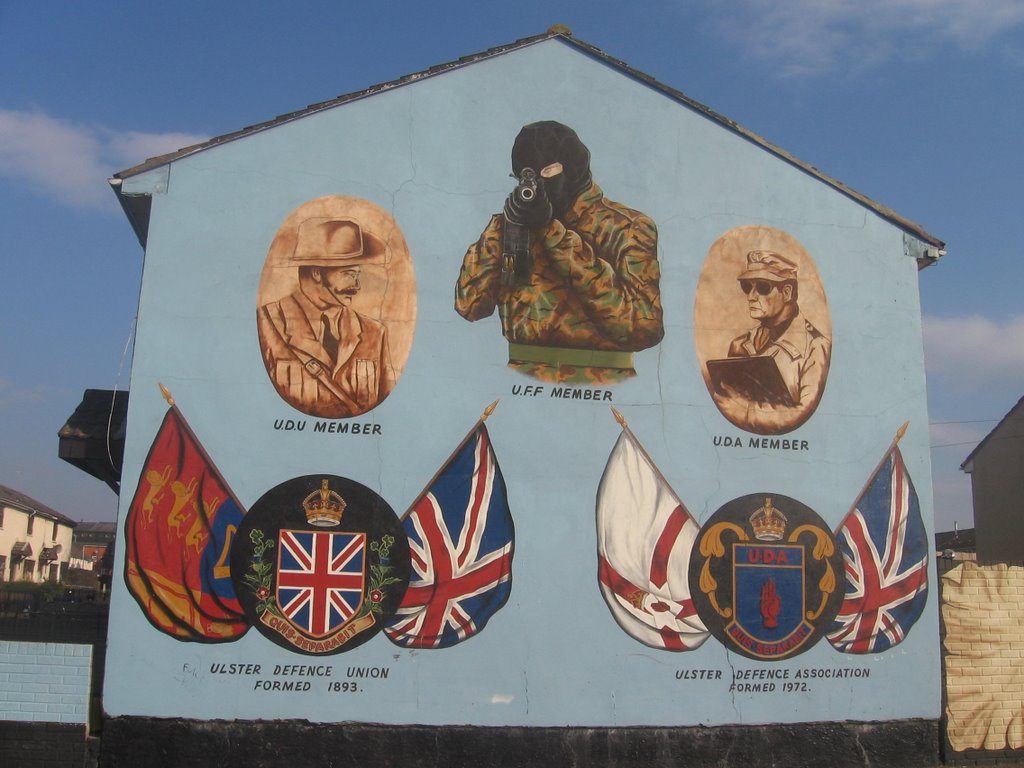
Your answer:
[0,484,76,583]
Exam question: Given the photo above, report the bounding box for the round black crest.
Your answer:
[688,493,843,661]
[231,474,410,655]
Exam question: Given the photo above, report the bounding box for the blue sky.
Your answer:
[2,0,1022,529]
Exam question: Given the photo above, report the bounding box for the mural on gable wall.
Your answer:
[695,225,831,435]
[257,196,416,418]
[105,40,942,729]
[455,121,664,384]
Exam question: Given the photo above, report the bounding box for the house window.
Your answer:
[51,520,57,539]
[23,559,35,580]
[0,555,6,581]
[26,514,34,535]
[0,507,4,527]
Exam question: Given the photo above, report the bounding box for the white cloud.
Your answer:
[929,419,989,450]
[696,0,1024,76]
[0,378,68,406]
[0,108,206,210]
[105,130,205,167]
[924,313,1024,392]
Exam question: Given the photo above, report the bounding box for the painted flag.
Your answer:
[828,443,928,654]
[596,429,709,651]
[124,398,249,642]
[277,530,366,638]
[385,422,513,648]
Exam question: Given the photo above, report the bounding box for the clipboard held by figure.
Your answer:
[706,356,796,408]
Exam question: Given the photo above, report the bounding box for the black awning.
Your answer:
[11,541,32,558]
[58,389,128,494]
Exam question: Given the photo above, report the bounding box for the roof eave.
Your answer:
[558,35,945,250]
[109,177,152,248]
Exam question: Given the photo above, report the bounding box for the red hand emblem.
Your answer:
[760,578,780,629]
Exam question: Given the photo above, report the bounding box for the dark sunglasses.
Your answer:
[739,280,777,296]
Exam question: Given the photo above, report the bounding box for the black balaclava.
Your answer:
[511,121,593,216]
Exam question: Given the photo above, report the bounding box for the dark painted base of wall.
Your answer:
[0,721,88,768]
[946,747,1024,766]
[100,717,940,768]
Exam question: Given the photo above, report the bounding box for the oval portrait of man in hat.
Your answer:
[257,196,416,419]
[694,226,831,435]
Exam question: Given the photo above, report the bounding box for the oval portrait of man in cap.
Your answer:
[257,196,416,419]
[694,225,831,435]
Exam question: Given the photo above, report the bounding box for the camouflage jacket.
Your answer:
[455,183,663,381]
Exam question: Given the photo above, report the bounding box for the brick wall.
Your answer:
[941,561,1024,754]
[0,640,93,723]
[0,641,92,766]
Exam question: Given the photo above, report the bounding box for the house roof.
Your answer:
[0,485,77,527]
[58,388,128,494]
[110,28,945,260]
[961,395,1024,472]
[75,521,117,535]
[935,527,977,553]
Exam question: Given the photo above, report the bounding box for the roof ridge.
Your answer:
[111,29,943,251]
[111,30,559,181]
[0,484,78,526]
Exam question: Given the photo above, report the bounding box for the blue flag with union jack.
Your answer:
[385,424,513,648]
[828,445,929,654]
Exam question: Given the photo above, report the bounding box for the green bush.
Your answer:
[0,580,66,601]
[40,580,65,602]
[0,581,39,593]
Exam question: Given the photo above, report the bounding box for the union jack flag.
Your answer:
[385,424,513,648]
[828,445,928,654]
[277,530,366,638]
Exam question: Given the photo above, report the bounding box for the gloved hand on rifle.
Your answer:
[503,168,553,230]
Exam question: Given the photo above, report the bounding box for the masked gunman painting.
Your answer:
[695,226,832,435]
[257,196,416,419]
[455,121,664,385]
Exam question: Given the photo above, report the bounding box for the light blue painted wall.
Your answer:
[0,641,92,723]
[105,39,939,727]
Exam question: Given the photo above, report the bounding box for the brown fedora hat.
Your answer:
[283,217,387,267]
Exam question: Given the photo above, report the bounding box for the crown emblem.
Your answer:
[303,479,346,527]
[749,497,787,541]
